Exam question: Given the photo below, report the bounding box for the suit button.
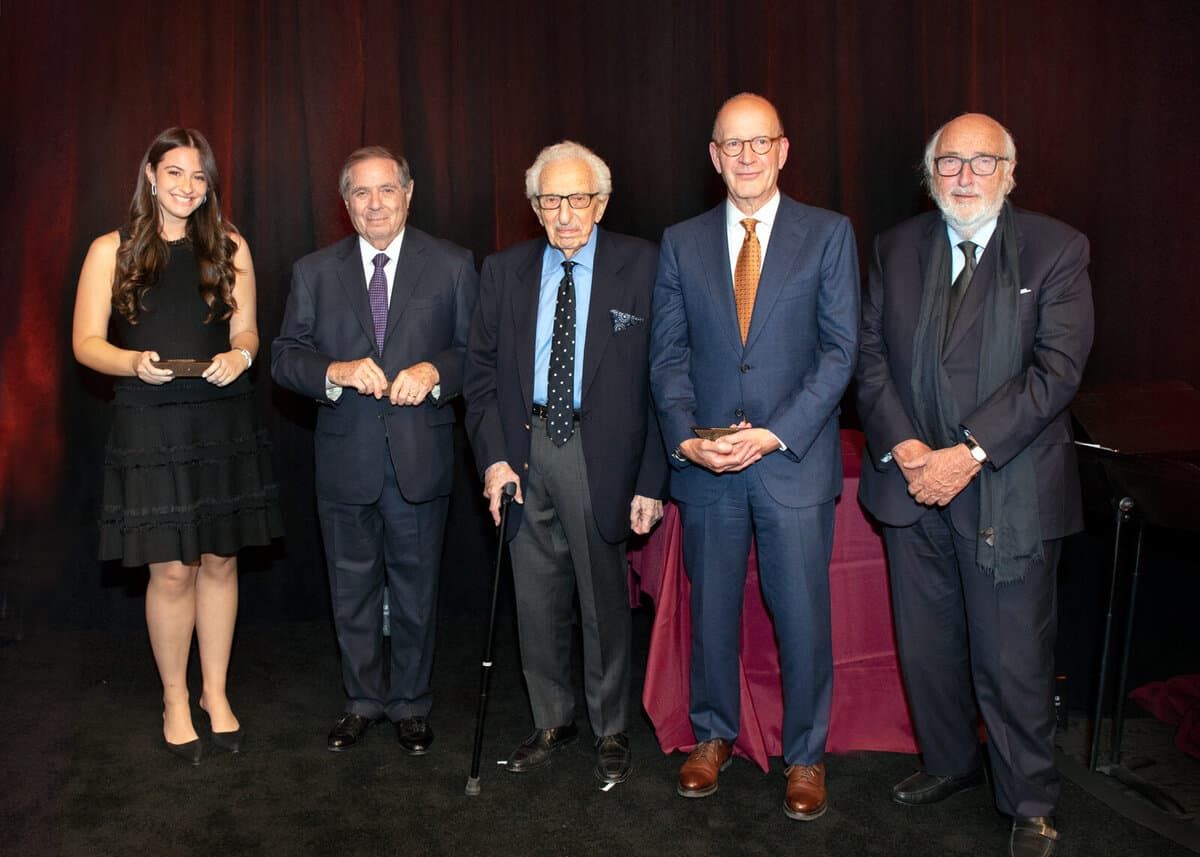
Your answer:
[735,408,745,419]
[740,364,751,373]
[523,462,529,471]
[523,423,531,431]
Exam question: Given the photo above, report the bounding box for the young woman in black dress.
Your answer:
[72,128,281,764]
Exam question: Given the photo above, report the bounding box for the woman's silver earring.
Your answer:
[201,195,207,204]
[150,184,157,197]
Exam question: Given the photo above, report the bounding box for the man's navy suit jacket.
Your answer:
[464,228,668,544]
[272,228,479,505]
[855,207,1094,539]
[650,194,860,508]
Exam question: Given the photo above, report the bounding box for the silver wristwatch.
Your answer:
[963,431,988,464]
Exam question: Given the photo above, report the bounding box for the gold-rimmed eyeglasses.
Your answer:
[713,135,783,158]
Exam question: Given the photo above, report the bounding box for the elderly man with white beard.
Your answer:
[855,113,1094,857]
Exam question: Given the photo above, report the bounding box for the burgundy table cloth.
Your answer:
[628,429,918,771]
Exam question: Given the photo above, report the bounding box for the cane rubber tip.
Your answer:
[465,777,481,796]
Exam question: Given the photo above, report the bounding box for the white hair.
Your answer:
[921,114,1018,193]
[524,141,612,199]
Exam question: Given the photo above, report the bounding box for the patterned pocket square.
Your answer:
[610,309,645,333]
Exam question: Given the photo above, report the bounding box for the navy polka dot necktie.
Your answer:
[546,260,577,446]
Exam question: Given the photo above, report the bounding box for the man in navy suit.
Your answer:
[272,146,478,754]
[856,113,1093,857]
[649,94,859,818]
[465,141,667,785]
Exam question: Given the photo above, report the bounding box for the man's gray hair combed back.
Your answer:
[525,141,613,199]
[339,146,412,198]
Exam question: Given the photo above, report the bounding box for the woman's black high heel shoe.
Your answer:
[163,737,203,765]
[199,706,243,753]
[209,727,243,753]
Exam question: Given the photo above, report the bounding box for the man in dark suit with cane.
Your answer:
[464,140,667,785]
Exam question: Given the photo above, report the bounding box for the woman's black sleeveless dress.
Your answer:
[99,238,283,567]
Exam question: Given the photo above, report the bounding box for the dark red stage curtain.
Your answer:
[2,1,1197,608]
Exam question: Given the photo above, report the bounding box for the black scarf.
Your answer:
[909,202,1042,584]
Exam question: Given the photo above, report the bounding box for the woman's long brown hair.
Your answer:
[112,128,239,324]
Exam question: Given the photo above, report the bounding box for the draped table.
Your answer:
[628,429,918,771]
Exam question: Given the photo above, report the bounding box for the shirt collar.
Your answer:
[946,216,998,253]
[358,230,405,266]
[725,190,781,232]
[543,224,600,274]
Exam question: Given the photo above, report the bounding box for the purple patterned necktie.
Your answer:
[368,252,389,353]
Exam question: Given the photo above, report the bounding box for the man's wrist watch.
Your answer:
[671,445,688,464]
[963,430,988,464]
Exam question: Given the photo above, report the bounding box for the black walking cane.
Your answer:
[465,481,517,796]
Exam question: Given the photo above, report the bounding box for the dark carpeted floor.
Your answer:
[1,598,1193,857]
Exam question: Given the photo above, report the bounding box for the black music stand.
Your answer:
[1072,380,1200,818]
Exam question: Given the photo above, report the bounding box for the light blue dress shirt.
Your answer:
[532,227,597,410]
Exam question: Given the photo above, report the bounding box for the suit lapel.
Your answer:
[335,236,377,351]
[695,205,743,355]
[580,230,624,402]
[510,240,544,413]
[744,196,809,353]
[383,227,427,352]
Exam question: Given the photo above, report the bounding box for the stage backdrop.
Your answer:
[2,1,1197,622]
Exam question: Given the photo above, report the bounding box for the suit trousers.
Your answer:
[317,452,448,722]
[885,506,1061,817]
[508,415,631,736]
[679,470,835,765]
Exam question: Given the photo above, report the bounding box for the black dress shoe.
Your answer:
[164,738,203,766]
[506,723,579,772]
[394,717,433,755]
[594,733,632,784]
[327,713,378,752]
[1010,816,1059,857]
[892,767,985,805]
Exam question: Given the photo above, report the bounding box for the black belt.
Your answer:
[531,404,580,421]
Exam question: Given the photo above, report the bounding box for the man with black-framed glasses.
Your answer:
[856,113,1094,857]
[465,140,667,786]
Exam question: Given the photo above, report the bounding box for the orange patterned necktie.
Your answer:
[734,218,761,344]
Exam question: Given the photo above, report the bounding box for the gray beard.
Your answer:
[935,192,1006,240]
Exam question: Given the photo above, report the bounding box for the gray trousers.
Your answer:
[508,416,631,737]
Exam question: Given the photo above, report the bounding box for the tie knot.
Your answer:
[957,241,977,261]
[373,253,388,269]
[562,259,576,276]
[741,218,759,237]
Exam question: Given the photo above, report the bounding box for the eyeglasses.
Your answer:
[713,136,783,158]
[933,154,1010,177]
[535,192,601,211]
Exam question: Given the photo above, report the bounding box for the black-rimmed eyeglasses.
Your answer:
[535,192,601,211]
[933,154,1010,177]
[713,136,783,158]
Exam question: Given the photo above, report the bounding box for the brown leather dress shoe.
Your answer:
[677,738,733,797]
[783,762,827,820]
[1010,816,1059,857]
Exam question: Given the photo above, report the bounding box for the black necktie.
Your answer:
[946,240,978,344]
[546,260,577,446]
